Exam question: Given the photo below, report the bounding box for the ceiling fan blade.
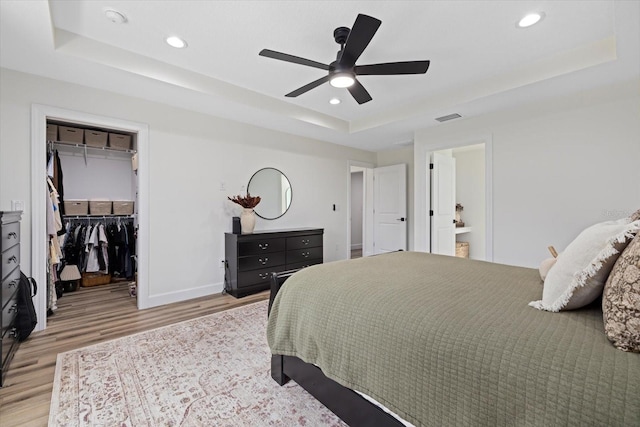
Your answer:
[355,60,430,76]
[285,75,330,97]
[259,49,330,71]
[339,14,381,68]
[347,79,372,104]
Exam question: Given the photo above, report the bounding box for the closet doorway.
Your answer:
[31,105,149,332]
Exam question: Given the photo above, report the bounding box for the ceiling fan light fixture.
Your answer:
[517,12,545,28]
[166,36,188,49]
[330,73,355,88]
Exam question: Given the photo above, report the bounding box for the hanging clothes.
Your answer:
[46,178,63,312]
[54,150,65,216]
[60,218,135,279]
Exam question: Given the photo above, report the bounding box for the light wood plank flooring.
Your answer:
[0,281,269,427]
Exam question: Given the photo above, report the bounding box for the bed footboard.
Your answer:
[268,271,404,426]
[273,354,404,426]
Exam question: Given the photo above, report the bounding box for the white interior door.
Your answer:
[373,164,407,254]
[431,152,456,255]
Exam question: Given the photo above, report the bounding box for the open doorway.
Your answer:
[414,136,493,261]
[31,104,149,332]
[350,168,364,259]
[431,144,486,260]
[347,161,374,259]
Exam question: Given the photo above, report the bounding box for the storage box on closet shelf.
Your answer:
[64,200,89,216]
[84,130,108,148]
[89,199,112,216]
[108,133,132,151]
[113,201,134,215]
[58,126,84,144]
[46,124,58,141]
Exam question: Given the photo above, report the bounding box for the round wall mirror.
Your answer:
[247,167,292,219]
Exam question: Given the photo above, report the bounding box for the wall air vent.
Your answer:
[435,113,462,122]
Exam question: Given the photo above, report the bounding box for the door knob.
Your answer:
[396,217,406,222]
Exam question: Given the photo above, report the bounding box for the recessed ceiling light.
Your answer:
[166,36,187,49]
[104,9,127,24]
[517,12,545,28]
[329,98,341,105]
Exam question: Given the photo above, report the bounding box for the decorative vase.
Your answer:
[240,208,256,234]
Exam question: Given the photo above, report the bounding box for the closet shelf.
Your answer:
[49,140,136,154]
[62,214,136,220]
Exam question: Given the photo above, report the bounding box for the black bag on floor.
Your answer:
[16,271,38,342]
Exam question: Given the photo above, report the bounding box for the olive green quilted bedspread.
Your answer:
[267,251,640,426]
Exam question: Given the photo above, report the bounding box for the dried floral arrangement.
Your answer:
[228,193,261,209]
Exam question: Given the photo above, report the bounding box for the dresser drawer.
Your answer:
[286,234,323,250]
[1,244,19,281]
[1,294,18,333]
[286,246,323,265]
[1,266,20,304]
[287,259,323,271]
[238,267,278,288]
[1,326,18,373]
[238,251,286,272]
[238,238,285,256]
[1,221,20,250]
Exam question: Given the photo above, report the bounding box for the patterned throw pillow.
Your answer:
[602,232,640,352]
[630,208,640,222]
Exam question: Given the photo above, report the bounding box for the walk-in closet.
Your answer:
[45,120,138,315]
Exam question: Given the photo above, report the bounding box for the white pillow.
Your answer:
[529,219,640,312]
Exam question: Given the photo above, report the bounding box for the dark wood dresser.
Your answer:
[225,228,323,298]
[1,211,22,386]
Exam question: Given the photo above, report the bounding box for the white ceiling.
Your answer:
[1,1,638,152]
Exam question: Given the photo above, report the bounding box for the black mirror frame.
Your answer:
[247,167,292,220]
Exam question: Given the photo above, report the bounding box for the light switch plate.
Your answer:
[11,200,25,211]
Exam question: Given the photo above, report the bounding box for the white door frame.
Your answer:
[347,160,374,258]
[31,104,150,331]
[414,135,493,260]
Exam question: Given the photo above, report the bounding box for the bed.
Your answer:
[266,251,640,426]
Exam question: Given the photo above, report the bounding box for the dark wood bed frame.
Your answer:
[268,271,405,427]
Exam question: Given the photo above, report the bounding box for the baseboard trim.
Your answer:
[144,282,224,309]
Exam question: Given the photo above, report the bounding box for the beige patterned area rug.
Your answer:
[49,300,345,426]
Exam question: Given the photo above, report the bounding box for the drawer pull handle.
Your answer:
[9,279,18,288]
[8,232,17,239]
[8,255,18,264]
[258,257,268,265]
[9,328,18,338]
[9,303,18,314]
[258,243,269,250]
[302,239,310,245]
[259,273,269,279]
[302,251,310,258]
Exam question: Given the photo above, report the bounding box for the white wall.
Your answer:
[415,85,640,268]
[0,68,376,307]
[58,150,136,201]
[452,144,486,260]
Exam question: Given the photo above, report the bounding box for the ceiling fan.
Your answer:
[259,14,430,105]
